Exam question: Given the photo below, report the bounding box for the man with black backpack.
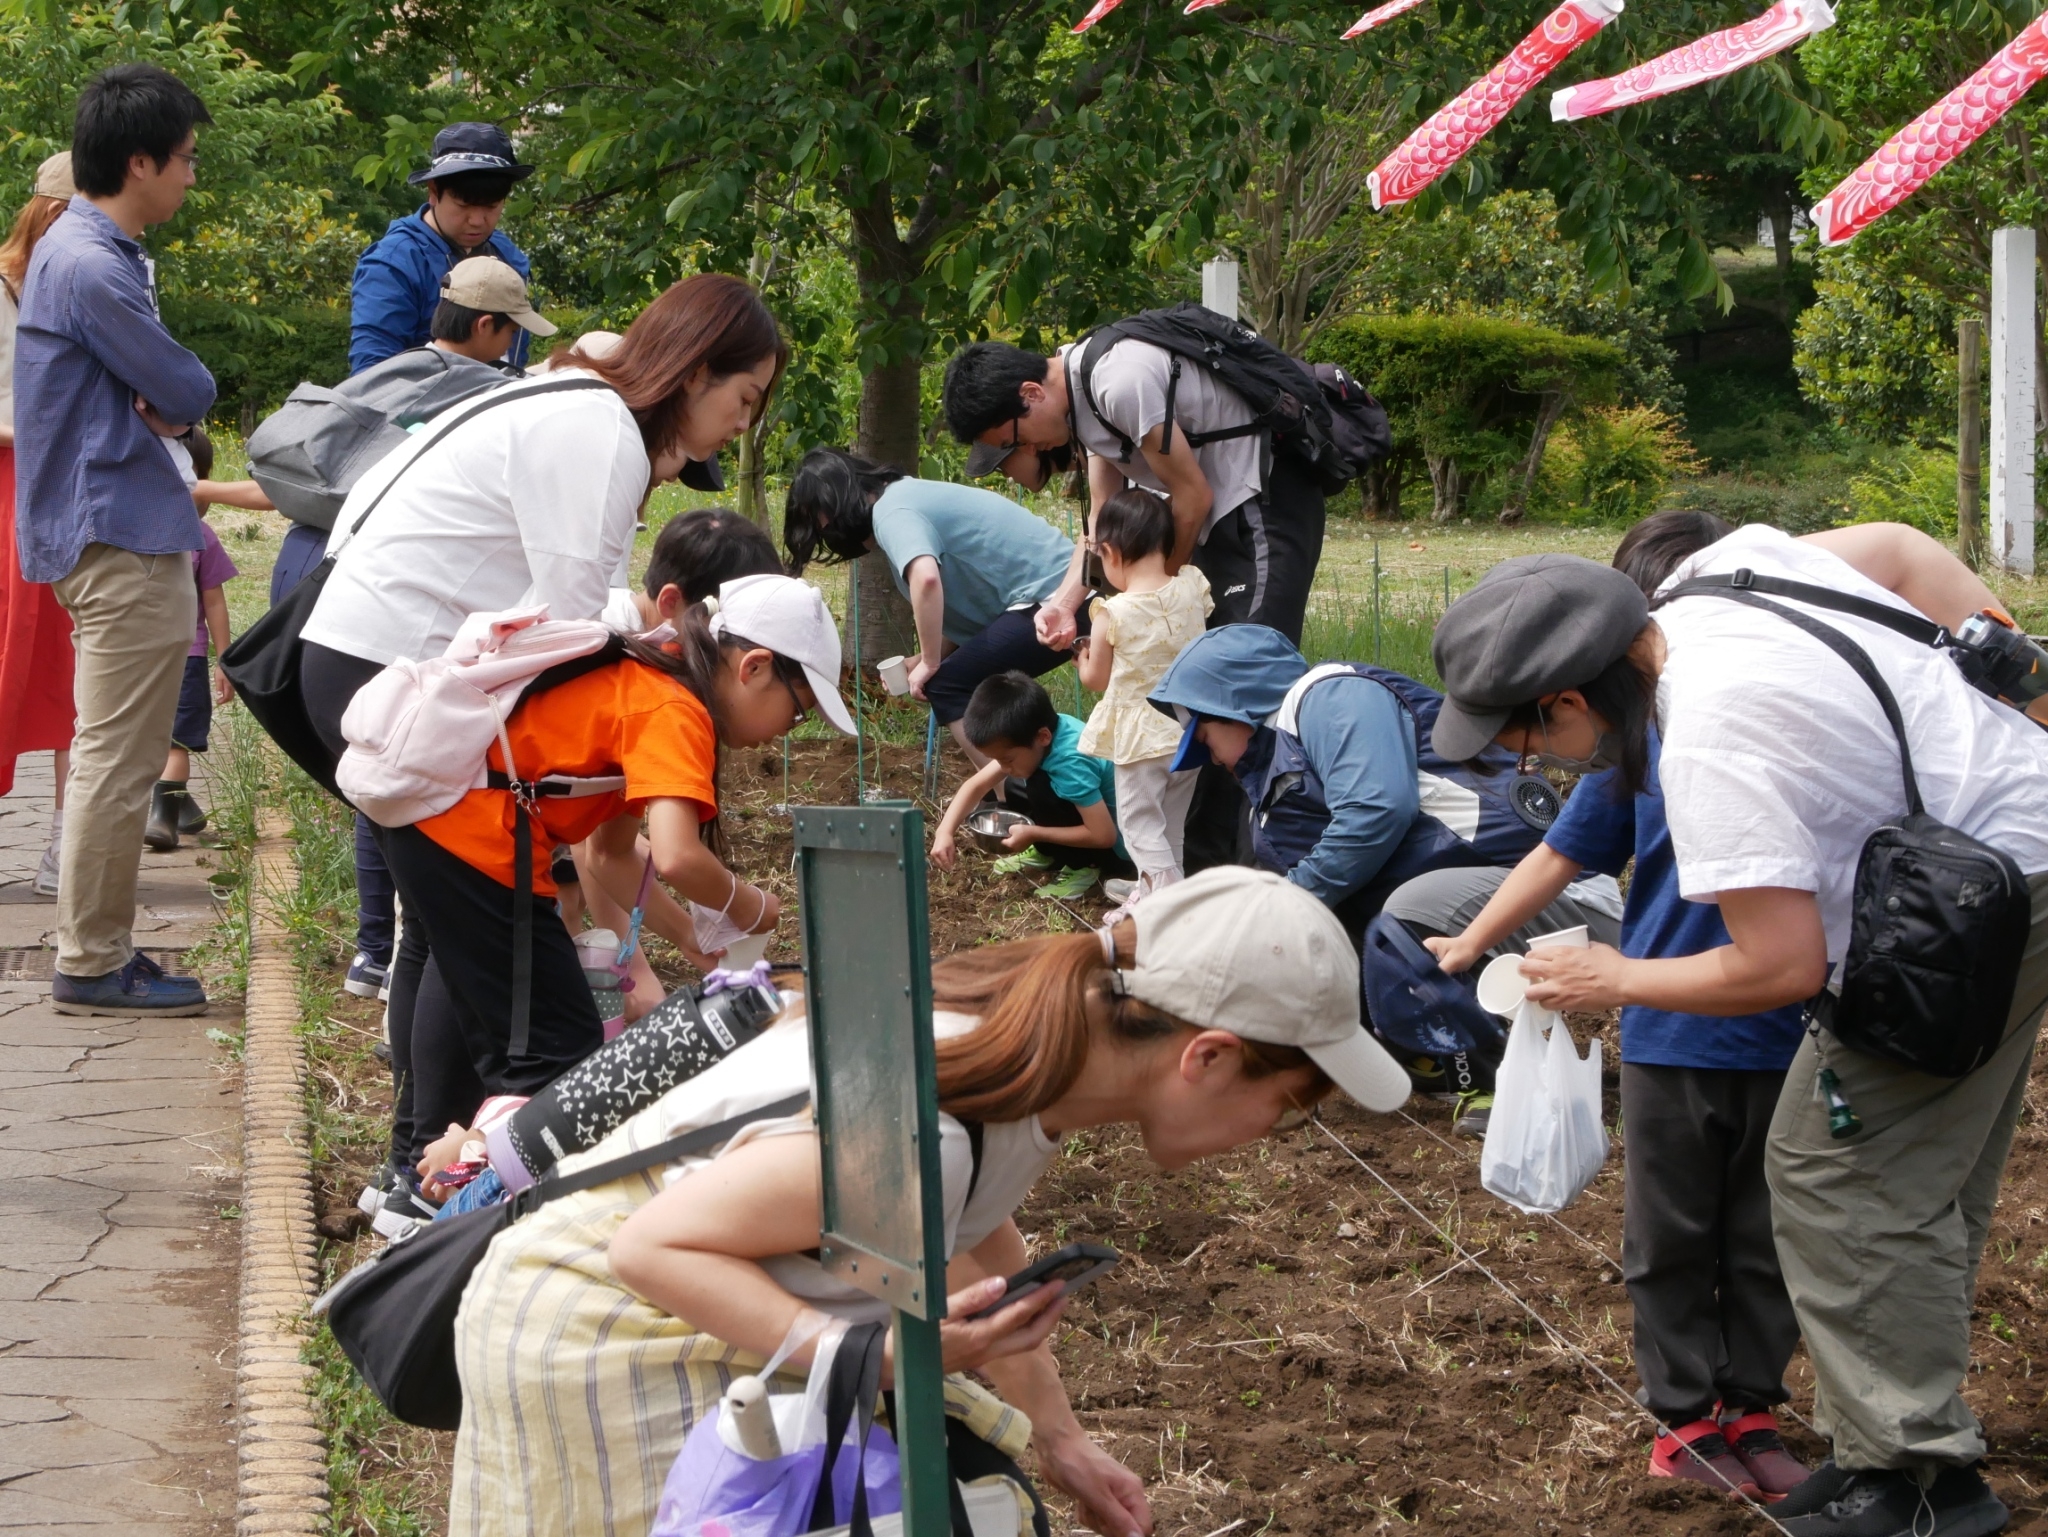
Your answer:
[942,304,1387,647]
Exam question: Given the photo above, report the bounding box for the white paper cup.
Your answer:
[1528,925,1588,951]
[1476,953,1533,1016]
[720,932,771,971]
[877,655,912,696]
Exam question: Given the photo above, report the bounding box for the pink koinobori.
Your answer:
[1071,0,1124,32]
[1344,0,1431,40]
[1549,0,1834,122]
[1367,0,1625,211]
[1811,11,2048,245]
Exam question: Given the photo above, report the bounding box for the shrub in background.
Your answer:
[1536,405,1704,526]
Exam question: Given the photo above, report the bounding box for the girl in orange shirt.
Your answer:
[379,575,853,1201]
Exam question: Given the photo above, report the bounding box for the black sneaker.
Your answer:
[1781,1464,2008,1537]
[1775,1457,1855,1516]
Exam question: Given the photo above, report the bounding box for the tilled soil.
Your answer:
[308,736,2048,1535]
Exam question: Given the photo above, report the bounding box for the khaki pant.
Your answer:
[1767,871,2048,1474]
[50,543,195,977]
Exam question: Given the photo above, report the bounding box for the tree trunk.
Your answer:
[1426,453,1462,522]
[1498,392,1569,526]
[735,419,773,538]
[1360,458,1402,520]
[848,353,923,666]
[1959,317,1983,567]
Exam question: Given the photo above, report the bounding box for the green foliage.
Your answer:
[161,296,349,425]
[1308,312,1625,516]
[1794,243,1966,445]
[1538,405,1704,525]
[1846,447,1959,539]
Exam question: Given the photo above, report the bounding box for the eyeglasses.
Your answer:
[774,656,809,726]
[167,149,199,170]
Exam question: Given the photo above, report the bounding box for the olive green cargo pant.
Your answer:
[1767,871,2048,1475]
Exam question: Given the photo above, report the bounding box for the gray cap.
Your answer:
[1429,554,1650,761]
[963,438,1013,479]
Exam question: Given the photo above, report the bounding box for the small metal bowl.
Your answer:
[966,807,1028,851]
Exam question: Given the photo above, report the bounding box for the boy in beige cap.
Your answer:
[432,254,556,365]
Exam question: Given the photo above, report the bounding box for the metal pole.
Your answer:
[1444,565,1451,612]
[893,1313,951,1537]
[923,710,939,805]
[1372,539,1382,665]
[851,563,867,802]
[1960,316,1984,567]
[1991,227,2036,574]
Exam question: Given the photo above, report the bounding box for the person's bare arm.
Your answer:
[1005,798,1118,852]
[903,555,949,697]
[1803,523,2005,631]
[1087,453,1125,518]
[191,478,275,512]
[1134,425,1214,572]
[1424,844,1584,975]
[932,760,1008,870]
[1035,536,1092,653]
[960,1223,1153,1537]
[1075,624,1113,693]
[608,1131,1067,1383]
[1520,885,1828,1016]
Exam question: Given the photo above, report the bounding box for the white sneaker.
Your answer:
[371,1207,428,1242]
[32,841,59,897]
[1103,878,1137,904]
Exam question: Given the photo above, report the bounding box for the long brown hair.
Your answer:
[577,274,789,464]
[0,196,66,298]
[929,927,1332,1124]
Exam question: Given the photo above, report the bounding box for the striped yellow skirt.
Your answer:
[449,1164,1033,1537]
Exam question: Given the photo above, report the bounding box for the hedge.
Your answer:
[1307,313,1626,522]
[162,296,351,434]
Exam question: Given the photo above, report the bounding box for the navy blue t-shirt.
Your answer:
[1542,733,1805,1072]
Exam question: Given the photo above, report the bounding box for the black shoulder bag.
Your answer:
[221,375,613,795]
[318,1092,808,1430]
[1665,576,2032,1077]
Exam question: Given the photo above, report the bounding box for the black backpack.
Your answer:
[1072,301,1392,494]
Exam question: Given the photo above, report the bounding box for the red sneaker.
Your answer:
[1719,1409,1810,1500]
[1649,1418,1761,1499]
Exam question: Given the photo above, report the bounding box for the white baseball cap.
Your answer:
[708,574,856,736]
[1120,866,1411,1113]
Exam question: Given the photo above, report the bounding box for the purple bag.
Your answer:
[652,1322,901,1537]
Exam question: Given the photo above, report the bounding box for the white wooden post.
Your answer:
[1990,226,2036,575]
[1202,257,1240,321]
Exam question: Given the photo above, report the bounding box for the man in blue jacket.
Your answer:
[1150,625,1622,1104]
[339,122,535,1002]
[348,122,535,376]
[16,64,217,1015]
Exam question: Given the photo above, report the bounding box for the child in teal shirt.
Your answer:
[930,671,1133,900]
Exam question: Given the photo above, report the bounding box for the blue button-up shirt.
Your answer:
[14,197,217,583]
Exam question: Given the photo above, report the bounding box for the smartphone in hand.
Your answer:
[967,1242,1118,1320]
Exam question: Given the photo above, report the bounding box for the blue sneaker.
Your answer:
[344,952,390,1001]
[52,952,208,1017]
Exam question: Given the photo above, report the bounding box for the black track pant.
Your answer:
[380,823,604,1122]
[996,773,1136,878]
[1622,1062,1801,1424]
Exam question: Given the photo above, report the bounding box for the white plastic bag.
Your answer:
[1479,999,1608,1214]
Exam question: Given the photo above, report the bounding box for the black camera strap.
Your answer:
[1666,570,1950,651]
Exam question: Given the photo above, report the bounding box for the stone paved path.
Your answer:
[0,751,239,1535]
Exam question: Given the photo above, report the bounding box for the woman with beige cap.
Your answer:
[444,865,1409,1537]
[0,151,79,894]
[1428,524,2048,1536]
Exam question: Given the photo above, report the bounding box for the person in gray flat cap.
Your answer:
[1431,524,2048,1537]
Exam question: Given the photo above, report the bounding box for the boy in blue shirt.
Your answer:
[1424,510,1811,1504]
[929,671,1132,901]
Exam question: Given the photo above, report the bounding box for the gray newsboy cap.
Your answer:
[1430,554,1650,761]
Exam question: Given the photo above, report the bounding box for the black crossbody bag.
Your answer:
[1666,574,2032,1077]
[221,375,613,794]
[317,1093,809,1430]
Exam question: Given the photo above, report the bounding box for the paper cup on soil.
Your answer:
[720,932,771,970]
[877,655,912,696]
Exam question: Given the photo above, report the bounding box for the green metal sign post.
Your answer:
[796,803,950,1537]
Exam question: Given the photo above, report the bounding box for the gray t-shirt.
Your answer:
[1061,337,1265,541]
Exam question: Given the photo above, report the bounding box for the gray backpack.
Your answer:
[247,348,512,531]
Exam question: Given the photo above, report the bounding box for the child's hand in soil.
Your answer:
[931,830,958,871]
[1000,822,1039,852]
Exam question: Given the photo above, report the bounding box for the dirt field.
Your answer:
[305,735,2048,1536]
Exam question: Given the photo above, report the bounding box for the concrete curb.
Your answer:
[235,815,331,1534]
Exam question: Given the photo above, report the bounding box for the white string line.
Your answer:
[1388,1103,1826,1441]
[1312,1114,1802,1536]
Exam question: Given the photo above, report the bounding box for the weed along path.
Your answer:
[0,749,240,1533]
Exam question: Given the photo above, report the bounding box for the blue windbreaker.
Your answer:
[348,207,532,375]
